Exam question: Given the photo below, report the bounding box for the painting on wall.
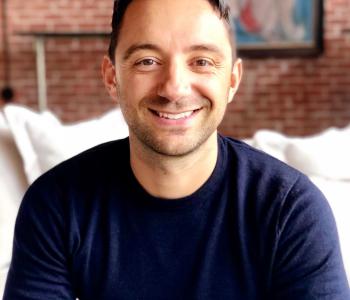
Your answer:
[229,0,323,57]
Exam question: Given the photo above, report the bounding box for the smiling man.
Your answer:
[102,0,241,200]
[3,0,350,299]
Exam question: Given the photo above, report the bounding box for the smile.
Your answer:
[151,109,201,120]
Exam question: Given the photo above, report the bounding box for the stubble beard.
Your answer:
[129,120,216,158]
[118,91,223,158]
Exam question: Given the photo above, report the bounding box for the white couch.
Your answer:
[0,105,349,297]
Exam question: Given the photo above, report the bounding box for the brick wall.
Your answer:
[1,0,349,138]
[220,0,350,138]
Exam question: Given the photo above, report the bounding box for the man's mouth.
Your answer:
[150,109,201,120]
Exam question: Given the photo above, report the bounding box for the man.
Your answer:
[3,0,349,299]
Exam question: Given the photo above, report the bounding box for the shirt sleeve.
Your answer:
[271,175,350,299]
[3,175,76,300]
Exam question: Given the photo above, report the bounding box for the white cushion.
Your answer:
[250,127,350,180]
[0,112,28,297]
[4,105,128,184]
[285,127,350,180]
[3,106,59,183]
[250,130,290,163]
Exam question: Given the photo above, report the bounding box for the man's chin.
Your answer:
[140,132,215,158]
[148,140,199,157]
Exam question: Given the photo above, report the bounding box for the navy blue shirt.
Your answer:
[4,136,350,299]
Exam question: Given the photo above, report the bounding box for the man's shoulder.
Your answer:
[66,137,129,166]
[220,135,301,181]
[20,138,130,215]
[220,135,332,224]
[218,135,323,209]
[33,137,130,188]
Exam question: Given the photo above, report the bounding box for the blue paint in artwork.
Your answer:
[294,0,313,41]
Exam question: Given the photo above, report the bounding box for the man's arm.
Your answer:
[3,176,75,300]
[271,175,350,299]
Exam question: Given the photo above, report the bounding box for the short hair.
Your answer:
[107,0,236,63]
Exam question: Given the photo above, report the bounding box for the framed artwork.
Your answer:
[230,0,324,57]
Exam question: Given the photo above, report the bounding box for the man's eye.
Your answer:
[193,59,213,67]
[136,59,157,66]
[133,58,161,71]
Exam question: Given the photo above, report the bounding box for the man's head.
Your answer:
[102,0,242,157]
[108,0,236,63]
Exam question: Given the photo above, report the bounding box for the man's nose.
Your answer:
[157,61,191,102]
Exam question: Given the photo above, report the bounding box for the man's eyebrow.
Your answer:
[187,44,225,58]
[122,43,226,61]
[122,43,162,61]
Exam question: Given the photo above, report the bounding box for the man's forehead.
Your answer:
[121,0,226,33]
[127,0,215,13]
[117,0,233,55]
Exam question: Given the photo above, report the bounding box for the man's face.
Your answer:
[105,0,241,156]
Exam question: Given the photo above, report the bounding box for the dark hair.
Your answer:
[107,0,236,62]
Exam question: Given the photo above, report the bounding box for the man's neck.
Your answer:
[129,133,219,199]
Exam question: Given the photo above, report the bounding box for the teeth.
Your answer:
[157,111,194,120]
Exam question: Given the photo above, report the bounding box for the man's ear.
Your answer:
[101,55,118,102]
[228,58,243,103]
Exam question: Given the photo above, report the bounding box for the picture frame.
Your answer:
[231,0,324,58]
